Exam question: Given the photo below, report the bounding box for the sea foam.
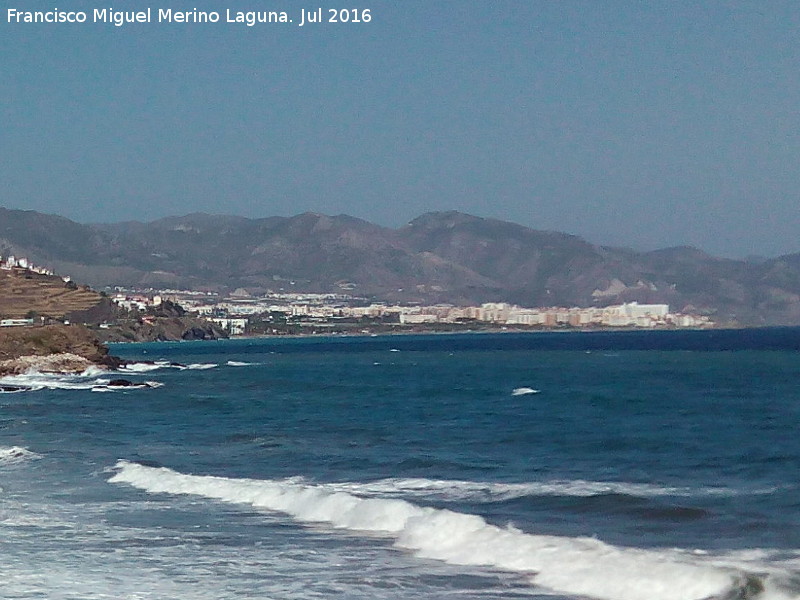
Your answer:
[119,362,164,373]
[0,446,41,465]
[322,477,773,502]
[0,371,105,391]
[0,369,164,392]
[109,461,759,600]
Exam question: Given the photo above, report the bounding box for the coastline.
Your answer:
[106,325,800,353]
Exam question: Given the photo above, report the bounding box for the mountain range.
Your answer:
[2,206,800,326]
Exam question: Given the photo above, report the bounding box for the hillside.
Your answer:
[0,268,103,319]
[0,323,109,362]
[0,265,226,342]
[3,207,800,325]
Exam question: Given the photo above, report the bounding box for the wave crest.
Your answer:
[323,477,773,502]
[109,461,750,600]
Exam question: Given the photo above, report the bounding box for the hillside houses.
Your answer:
[0,254,59,277]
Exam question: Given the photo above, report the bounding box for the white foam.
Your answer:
[80,365,109,377]
[0,446,41,465]
[91,380,164,392]
[119,362,163,373]
[511,387,540,396]
[0,370,165,393]
[0,372,105,391]
[226,361,258,367]
[0,385,38,394]
[186,363,218,370]
[155,360,186,369]
[323,477,767,502]
[109,461,749,600]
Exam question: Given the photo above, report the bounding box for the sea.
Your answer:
[2,328,800,600]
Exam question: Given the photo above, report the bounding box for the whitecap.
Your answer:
[226,361,258,367]
[511,387,540,396]
[0,446,42,465]
[186,363,218,370]
[92,380,164,392]
[118,362,163,373]
[154,360,188,370]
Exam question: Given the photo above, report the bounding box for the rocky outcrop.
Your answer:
[95,316,228,343]
[0,324,122,375]
[0,352,96,375]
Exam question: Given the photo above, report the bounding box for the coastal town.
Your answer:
[0,254,712,335]
[109,287,712,336]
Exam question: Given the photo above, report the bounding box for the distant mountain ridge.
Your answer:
[3,206,800,325]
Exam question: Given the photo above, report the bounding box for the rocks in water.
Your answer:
[106,379,158,388]
[0,324,121,376]
[0,385,28,393]
[92,379,162,391]
[107,378,140,387]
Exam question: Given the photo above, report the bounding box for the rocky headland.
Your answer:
[0,324,122,376]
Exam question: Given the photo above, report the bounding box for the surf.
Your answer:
[108,460,769,600]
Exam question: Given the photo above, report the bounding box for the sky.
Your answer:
[1,1,799,258]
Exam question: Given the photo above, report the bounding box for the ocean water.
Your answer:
[2,330,800,600]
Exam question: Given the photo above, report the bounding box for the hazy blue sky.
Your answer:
[1,1,799,257]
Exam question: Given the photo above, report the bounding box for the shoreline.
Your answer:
[106,323,769,344]
[105,325,800,353]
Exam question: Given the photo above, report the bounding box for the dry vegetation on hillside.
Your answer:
[0,268,102,319]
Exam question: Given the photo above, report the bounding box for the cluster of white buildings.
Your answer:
[0,254,60,277]
[110,293,163,312]
[110,286,712,334]
[178,294,710,332]
[332,301,707,328]
[392,302,709,328]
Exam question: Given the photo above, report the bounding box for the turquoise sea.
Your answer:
[2,330,800,600]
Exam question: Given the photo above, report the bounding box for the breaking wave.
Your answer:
[118,362,164,373]
[119,361,217,372]
[0,369,164,393]
[109,461,787,600]
[90,380,163,392]
[0,371,111,391]
[0,446,41,465]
